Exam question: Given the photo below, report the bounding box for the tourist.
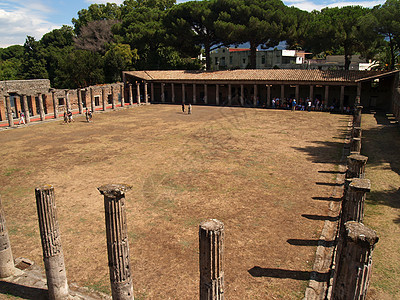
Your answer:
[67,110,73,122]
[292,99,296,111]
[64,111,69,124]
[18,111,25,125]
[188,103,192,114]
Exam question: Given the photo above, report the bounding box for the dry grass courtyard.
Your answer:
[0,104,351,299]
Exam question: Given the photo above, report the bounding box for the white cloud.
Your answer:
[85,0,124,4]
[0,1,59,47]
[284,0,385,11]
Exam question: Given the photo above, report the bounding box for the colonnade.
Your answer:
[129,80,362,110]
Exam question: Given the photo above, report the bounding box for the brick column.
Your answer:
[199,219,224,300]
[120,84,124,107]
[35,185,69,299]
[144,83,148,104]
[5,95,14,127]
[171,83,175,103]
[346,154,368,179]
[309,85,314,101]
[295,85,299,102]
[65,90,70,112]
[0,195,16,278]
[204,84,208,104]
[151,83,154,103]
[332,221,378,300]
[324,85,329,107]
[22,95,30,123]
[52,91,58,119]
[111,86,116,109]
[193,84,197,104]
[98,184,134,300]
[267,85,271,107]
[102,87,106,111]
[342,178,371,224]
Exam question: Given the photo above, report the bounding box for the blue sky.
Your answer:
[0,0,386,48]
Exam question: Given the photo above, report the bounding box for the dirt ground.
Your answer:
[0,105,349,299]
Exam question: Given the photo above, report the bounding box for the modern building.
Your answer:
[210,47,308,70]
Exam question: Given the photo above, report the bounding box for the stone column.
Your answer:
[340,85,345,112]
[356,82,362,104]
[151,83,154,103]
[267,85,271,107]
[309,85,314,101]
[295,85,299,102]
[0,195,16,278]
[111,86,116,109]
[98,184,134,300]
[240,84,244,106]
[102,87,106,111]
[135,83,140,105]
[22,95,30,123]
[353,105,363,128]
[228,84,232,106]
[38,94,45,121]
[342,178,371,224]
[346,154,368,179]
[253,84,257,106]
[90,88,95,114]
[204,84,208,104]
[144,82,149,103]
[171,83,175,103]
[324,85,329,106]
[199,219,224,300]
[182,83,185,104]
[193,84,197,104]
[129,84,133,105]
[35,185,69,300]
[280,85,285,103]
[77,89,83,115]
[350,137,361,154]
[216,84,219,105]
[144,82,148,104]
[161,84,165,103]
[332,221,378,300]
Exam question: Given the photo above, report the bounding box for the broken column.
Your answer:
[350,137,361,154]
[35,185,69,300]
[332,221,378,300]
[342,178,371,224]
[346,154,368,179]
[98,184,134,300]
[5,95,14,127]
[353,105,363,128]
[199,219,224,300]
[0,195,16,278]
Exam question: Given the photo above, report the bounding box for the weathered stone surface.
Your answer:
[0,195,15,278]
[199,219,224,300]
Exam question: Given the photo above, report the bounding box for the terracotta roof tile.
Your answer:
[124,69,389,83]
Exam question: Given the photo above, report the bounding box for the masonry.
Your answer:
[0,80,124,124]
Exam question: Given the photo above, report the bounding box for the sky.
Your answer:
[0,0,386,48]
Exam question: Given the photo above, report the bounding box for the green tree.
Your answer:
[165,0,221,70]
[215,0,288,69]
[104,43,138,82]
[307,6,370,70]
[372,0,400,70]
[22,36,48,79]
[0,45,24,80]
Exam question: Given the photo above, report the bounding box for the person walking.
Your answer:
[181,102,185,113]
[18,111,25,125]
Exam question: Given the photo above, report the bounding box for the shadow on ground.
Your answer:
[0,281,47,300]
[248,266,329,282]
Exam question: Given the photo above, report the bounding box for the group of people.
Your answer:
[85,108,93,122]
[270,97,353,114]
[63,110,74,123]
[181,103,192,114]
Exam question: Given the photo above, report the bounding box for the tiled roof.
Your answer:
[124,69,391,84]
